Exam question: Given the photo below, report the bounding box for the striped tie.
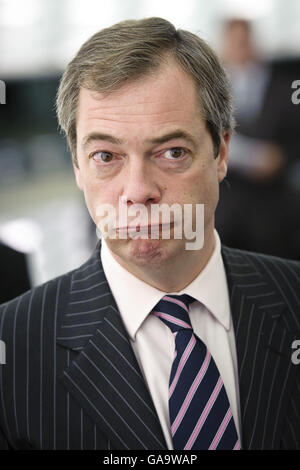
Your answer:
[152,294,241,450]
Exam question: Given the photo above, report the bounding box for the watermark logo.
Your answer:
[0,340,5,365]
[291,339,300,365]
[95,197,204,250]
[0,80,6,104]
[291,80,300,105]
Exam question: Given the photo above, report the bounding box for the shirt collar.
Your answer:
[100,229,231,341]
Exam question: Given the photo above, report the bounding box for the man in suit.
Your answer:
[0,17,299,450]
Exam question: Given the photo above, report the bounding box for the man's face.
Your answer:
[74,59,229,271]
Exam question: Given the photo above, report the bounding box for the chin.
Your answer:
[128,238,164,263]
[109,237,181,268]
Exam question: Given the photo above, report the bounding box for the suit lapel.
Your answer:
[222,246,298,449]
[57,240,167,450]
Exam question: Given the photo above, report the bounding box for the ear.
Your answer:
[216,131,230,183]
[73,161,84,191]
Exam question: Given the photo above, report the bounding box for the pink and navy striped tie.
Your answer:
[153,294,241,450]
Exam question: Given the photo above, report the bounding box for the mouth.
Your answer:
[116,222,174,236]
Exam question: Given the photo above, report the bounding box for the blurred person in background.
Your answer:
[0,241,31,304]
[0,18,299,451]
[216,18,300,260]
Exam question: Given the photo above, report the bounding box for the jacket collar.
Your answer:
[57,240,295,355]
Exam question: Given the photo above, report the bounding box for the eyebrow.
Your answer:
[82,132,123,151]
[81,129,198,152]
[146,130,198,148]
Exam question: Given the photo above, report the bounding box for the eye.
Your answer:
[89,151,115,163]
[164,147,186,160]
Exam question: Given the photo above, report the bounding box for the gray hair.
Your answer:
[56,17,235,167]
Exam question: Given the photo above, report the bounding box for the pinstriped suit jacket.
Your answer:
[0,240,299,450]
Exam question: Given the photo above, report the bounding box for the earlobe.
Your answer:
[73,163,84,191]
[217,132,230,183]
[217,160,228,183]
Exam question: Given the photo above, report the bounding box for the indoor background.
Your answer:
[0,0,299,302]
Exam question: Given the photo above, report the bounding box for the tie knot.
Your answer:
[152,294,195,333]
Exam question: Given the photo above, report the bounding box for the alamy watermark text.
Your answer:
[0,80,6,104]
[0,340,6,364]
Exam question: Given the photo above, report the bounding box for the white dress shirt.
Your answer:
[100,229,242,449]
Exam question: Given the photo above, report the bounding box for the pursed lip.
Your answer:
[116,222,174,231]
[115,222,175,237]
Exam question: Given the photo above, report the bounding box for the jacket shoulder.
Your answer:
[222,245,300,328]
[222,245,300,276]
[0,240,101,339]
[0,269,73,337]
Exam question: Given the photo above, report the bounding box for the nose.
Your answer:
[122,158,162,207]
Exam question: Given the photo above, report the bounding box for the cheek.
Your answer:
[185,167,219,212]
[187,169,214,197]
[84,179,122,224]
[85,182,113,207]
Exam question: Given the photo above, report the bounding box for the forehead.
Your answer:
[76,60,205,137]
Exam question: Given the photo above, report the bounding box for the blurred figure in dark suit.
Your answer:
[216,18,300,260]
[0,241,31,304]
